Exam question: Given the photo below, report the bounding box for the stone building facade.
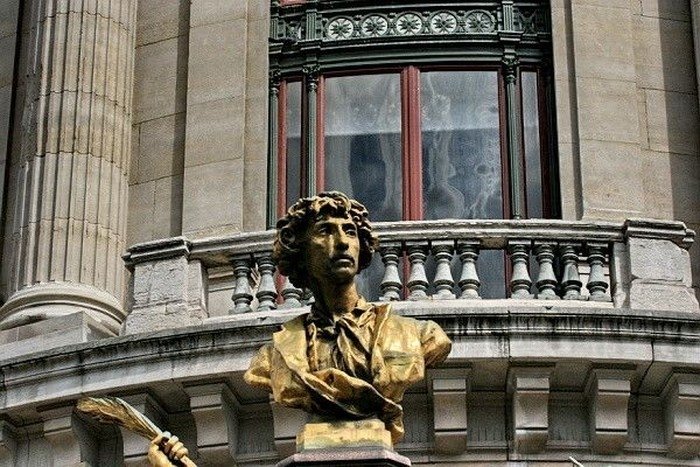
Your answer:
[0,0,699,466]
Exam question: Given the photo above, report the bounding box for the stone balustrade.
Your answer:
[123,218,698,333]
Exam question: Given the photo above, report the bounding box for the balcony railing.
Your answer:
[122,218,697,333]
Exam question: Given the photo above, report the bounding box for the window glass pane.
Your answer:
[421,71,502,219]
[522,71,543,218]
[324,74,402,222]
[286,81,302,209]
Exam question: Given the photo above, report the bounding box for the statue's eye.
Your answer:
[345,227,357,237]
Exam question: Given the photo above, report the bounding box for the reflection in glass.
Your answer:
[324,74,402,222]
[286,81,302,209]
[421,71,502,220]
[522,72,543,218]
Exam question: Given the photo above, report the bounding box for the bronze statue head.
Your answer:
[273,191,378,289]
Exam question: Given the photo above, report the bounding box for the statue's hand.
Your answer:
[147,433,196,467]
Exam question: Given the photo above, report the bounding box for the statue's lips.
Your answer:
[331,255,355,267]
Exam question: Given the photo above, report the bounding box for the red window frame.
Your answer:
[276,65,551,222]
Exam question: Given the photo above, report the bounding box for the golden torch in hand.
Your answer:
[76,397,196,467]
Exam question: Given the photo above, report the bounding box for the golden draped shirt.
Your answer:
[244,299,452,443]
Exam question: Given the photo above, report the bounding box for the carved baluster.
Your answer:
[586,243,610,301]
[432,241,456,300]
[379,244,402,301]
[560,243,583,300]
[407,243,429,300]
[280,275,303,308]
[256,254,278,311]
[534,242,559,299]
[231,257,253,313]
[509,240,533,299]
[457,241,481,299]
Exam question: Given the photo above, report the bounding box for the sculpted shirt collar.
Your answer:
[305,297,376,378]
[306,297,375,337]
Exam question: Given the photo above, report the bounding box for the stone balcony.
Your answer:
[122,217,698,333]
[0,218,699,465]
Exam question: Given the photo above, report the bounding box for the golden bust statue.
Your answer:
[81,192,451,466]
[244,191,452,444]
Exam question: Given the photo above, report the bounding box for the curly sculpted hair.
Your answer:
[273,191,379,289]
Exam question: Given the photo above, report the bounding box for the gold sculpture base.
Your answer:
[296,418,393,452]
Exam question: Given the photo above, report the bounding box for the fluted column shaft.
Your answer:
[0,0,137,333]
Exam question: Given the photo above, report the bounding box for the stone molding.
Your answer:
[0,305,697,464]
[0,283,125,335]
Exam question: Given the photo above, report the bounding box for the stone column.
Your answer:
[0,0,137,334]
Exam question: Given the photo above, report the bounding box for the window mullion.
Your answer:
[503,56,525,220]
[401,66,422,220]
[272,79,285,223]
[315,76,325,193]
[303,65,319,197]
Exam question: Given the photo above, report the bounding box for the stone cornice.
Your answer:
[1,303,698,415]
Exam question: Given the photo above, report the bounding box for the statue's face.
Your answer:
[306,212,360,286]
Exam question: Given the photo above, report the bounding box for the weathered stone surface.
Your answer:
[628,282,699,312]
[190,0,247,28]
[0,0,136,333]
[182,158,244,237]
[663,373,700,459]
[133,35,187,123]
[431,369,470,454]
[508,367,553,454]
[586,369,633,454]
[628,238,687,282]
[0,312,112,360]
[645,89,700,156]
[136,113,186,183]
[136,0,188,46]
[184,383,238,465]
[187,20,247,106]
[578,140,644,219]
[635,16,696,93]
[184,97,246,167]
[272,401,308,458]
[571,3,636,82]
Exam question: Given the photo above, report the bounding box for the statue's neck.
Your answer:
[310,281,360,321]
